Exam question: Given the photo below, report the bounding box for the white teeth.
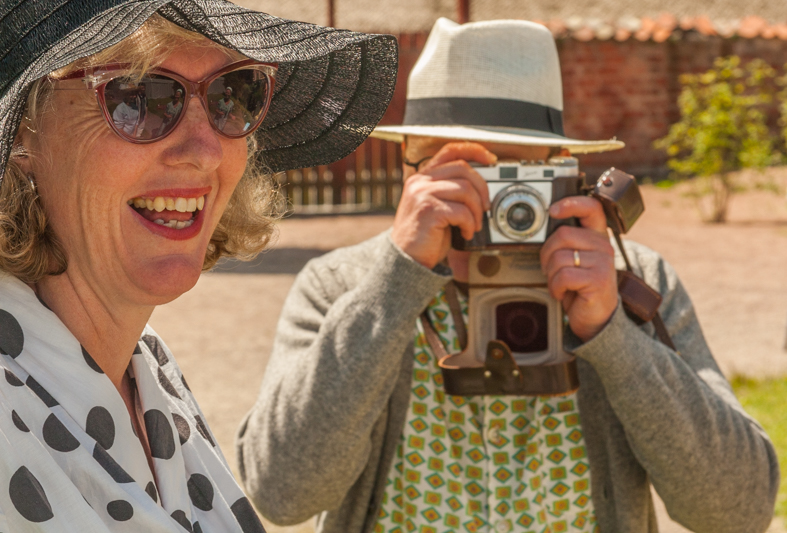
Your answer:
[152,218,194,229]
[129,195,205,213]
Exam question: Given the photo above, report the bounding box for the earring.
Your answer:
[26,173,37,195]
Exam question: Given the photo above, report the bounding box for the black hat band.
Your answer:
[402,97,564,136]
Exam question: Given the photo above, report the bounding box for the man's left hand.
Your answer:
[539,196,618,342]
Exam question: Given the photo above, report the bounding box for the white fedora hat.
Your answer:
[371,18,624,154]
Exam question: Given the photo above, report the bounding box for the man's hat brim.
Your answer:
[370,125,624,154]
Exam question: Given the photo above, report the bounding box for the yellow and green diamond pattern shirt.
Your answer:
[374,287,597,533]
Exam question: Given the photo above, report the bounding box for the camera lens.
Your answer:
[495,301,548,353]
[491,184,546,242]
[506,203,536,232]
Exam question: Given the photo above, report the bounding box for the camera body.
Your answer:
[452,156,584,250]
[463,251,573,368]
[448,161,645,377]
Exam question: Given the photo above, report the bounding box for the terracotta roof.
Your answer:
[539,14,787,42]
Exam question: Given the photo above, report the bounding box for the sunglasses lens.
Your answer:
[206,68,271,137]
[104,74,186,141]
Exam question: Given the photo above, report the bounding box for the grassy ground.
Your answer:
[732,376,787,518]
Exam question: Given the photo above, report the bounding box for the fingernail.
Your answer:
[549,204,560,215]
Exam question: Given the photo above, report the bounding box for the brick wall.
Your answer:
[559,39,681,178]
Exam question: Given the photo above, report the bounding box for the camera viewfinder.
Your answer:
[495,301,548,353]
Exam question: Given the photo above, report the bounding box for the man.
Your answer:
[237,18,778,533]
[214,86,235,131]
[157,87,183,135]
[111,90,139,135]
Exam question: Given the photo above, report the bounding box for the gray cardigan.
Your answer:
[237,232,779,533]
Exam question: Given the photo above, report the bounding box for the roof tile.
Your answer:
[614,28,632,41]
[544,12,787,41]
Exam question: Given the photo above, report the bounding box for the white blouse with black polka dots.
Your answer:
[0,274,265,532]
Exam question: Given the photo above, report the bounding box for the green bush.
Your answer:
[654,57,777,223]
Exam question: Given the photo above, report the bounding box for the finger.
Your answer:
[549,266,611,302]
[424,141,498,170]
[540,226,614,271]
[544,249,614,287]
[548,195,608,234]
[435,200,480,241]
[420,159,491,210]
[407,177,486,231]
[562,291,577,314]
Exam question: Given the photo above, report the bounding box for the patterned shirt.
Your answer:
[375,287,597,533]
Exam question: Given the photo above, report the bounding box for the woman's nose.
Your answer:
[160,95,223,171]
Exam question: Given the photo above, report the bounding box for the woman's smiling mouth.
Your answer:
[128,194,205,229]
[126,187,211,239]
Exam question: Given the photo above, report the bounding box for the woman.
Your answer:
[0,1,396,531]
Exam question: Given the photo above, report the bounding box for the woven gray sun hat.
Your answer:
[0,0,398,177]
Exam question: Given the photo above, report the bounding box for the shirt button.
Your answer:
[487,426,504,446]
[495,520,512,533]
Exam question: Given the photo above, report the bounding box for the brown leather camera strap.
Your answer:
[420,287,579,397]
[443,281,468,350]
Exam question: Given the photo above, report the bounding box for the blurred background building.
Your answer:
[232,0,787,212]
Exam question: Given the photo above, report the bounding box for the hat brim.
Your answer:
[370,125,624,154]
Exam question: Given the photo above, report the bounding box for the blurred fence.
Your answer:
[277,137,404,214]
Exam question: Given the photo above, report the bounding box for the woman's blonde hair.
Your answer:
[1,14,279,283]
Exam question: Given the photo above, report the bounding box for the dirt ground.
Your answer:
[149,181,787,533]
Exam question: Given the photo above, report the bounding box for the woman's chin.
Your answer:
[132,257,203,304]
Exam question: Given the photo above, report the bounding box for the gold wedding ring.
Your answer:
[573,250,581,268]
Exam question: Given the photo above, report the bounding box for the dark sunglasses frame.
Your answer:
[53,59,277,144]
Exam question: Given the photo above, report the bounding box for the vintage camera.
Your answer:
[451,156,585,250]
[440,164,646,395]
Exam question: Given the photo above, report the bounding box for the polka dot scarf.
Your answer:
[0,274,265,533]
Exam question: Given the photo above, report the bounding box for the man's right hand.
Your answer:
[391,142,496,269]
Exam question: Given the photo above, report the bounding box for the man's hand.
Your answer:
[540,196,618,342]
[391,142,495,269]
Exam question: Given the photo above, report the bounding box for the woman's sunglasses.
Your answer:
[53,59,277,144]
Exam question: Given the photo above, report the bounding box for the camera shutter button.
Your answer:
[601,171,614,187]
